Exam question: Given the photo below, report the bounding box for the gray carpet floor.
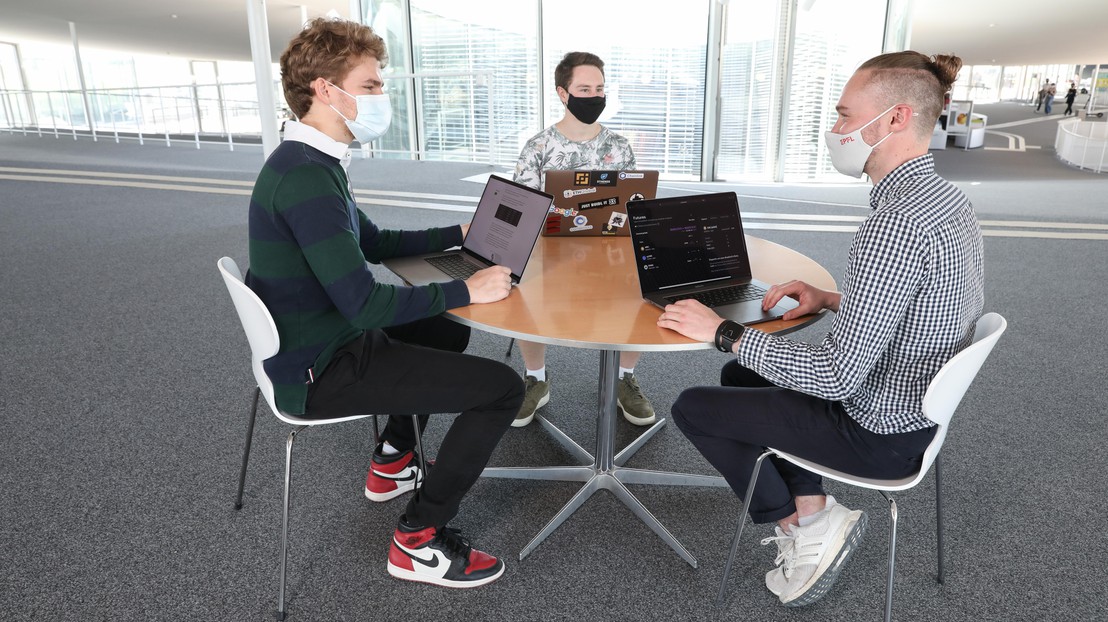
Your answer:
[2,101,1106,621]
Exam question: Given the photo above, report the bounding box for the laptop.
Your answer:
[383,175,553,286]
[542,170,659,237]
[627,191,799,325]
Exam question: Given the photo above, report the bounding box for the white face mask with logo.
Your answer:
[327,81,391,144]
[823,104,897,178]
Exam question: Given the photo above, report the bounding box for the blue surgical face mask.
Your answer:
[327,81,391,144]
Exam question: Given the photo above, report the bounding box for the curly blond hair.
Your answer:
[280,17,389,118]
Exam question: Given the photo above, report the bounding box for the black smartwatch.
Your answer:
[714,320,745,353]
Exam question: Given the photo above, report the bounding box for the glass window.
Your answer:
[784,0,887,182]
[408,0,540,163]
[716,0,780,180]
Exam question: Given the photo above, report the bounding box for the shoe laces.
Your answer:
[620,373,645,398]
[761,529,798,577]
[432,526,472,559]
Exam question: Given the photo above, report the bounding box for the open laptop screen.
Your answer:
[628,192,753,292]
[463,175,552,278]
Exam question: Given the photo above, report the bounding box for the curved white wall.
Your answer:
[1056,118,1108,173]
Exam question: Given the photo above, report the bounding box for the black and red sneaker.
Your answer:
[387,522,505,588]
[365,445,424,502]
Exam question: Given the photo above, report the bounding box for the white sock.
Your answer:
[798,495,836,527]
[619,366,635,378]
[526,367,546,382]
[381,441,400,456]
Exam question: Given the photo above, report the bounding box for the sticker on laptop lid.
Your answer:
[549,205,579,218]
[564,187,597,198]
[578,196,619,211]
[593,171,616,186]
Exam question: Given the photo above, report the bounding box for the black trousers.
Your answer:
[304,316,524,528]
[671,360,935,524]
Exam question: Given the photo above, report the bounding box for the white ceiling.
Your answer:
[0,0,1105,67]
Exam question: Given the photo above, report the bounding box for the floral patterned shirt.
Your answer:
[513,125,637,190]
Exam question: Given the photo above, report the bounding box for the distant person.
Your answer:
[1064,82,1078,116]
[510,52,657,429]
[1035,79,1049,111]
[1044,82,1057,114]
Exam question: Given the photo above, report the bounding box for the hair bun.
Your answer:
[931,55,963,92]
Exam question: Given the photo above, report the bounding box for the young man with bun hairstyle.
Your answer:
[658,52,983,607]
[511,51,658,429]
[248,17,524,588]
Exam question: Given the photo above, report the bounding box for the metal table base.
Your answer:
[482,349,728,567]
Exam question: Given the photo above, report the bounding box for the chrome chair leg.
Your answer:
[411,415,428,480]
[276,425,306,621]
[371,415,426,478]
[934,455,945,585]
[234,387,260,510]
[717,450,773,606]
[880,491,898,622]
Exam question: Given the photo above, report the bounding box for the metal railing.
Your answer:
[0,71,504,164]
[1055,115,1108,174]
[0,82,268,150]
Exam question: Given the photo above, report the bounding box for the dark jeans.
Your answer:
[305,315,524,528]
[671,360,935,524]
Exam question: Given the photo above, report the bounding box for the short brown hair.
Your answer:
[280,17,389,118]
[554,52,605,92]
[858,51,962,140]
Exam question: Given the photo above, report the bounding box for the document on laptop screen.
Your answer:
[465,179,550,271]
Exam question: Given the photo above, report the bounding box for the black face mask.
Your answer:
[566,94,606,125]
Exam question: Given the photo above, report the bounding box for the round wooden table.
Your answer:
[448,235,836,567]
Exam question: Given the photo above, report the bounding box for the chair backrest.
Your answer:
[917,312,1007,475]
[217,257,281,414]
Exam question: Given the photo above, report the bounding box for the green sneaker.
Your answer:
[617,372,656,426]
[513,375,550,428]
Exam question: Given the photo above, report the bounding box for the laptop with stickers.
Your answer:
[541,169,659,237]
[383,174,553,286]
[627,191,799,325]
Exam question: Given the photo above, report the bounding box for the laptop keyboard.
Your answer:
[664,284,766,307]
[425,254,479,280]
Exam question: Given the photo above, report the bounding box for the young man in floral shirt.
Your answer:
[510,51,655,429]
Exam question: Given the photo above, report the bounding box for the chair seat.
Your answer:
[770,449,923,492]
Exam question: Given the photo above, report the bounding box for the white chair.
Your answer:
[218,257,426,621]
[717,312,1007,621]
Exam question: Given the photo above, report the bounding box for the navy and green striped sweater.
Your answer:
[246,140,469,414]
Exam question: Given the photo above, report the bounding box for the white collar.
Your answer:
[283,121,352,169]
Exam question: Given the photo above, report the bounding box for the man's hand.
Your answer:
[460,223,470,238]
[656,299,725,342]
[762,280,840,320]
[465,265,512,304]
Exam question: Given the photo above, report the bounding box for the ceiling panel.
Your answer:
[0,1,1105,67]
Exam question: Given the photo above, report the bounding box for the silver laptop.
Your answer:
[383,175,553,286]
[627,191,798,325]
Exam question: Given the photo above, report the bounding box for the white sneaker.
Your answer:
[761,497,868,607]
[762,526,794,597]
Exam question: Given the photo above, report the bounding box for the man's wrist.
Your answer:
[714,320,745,353]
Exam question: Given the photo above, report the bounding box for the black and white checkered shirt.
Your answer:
[738,154,985,434]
